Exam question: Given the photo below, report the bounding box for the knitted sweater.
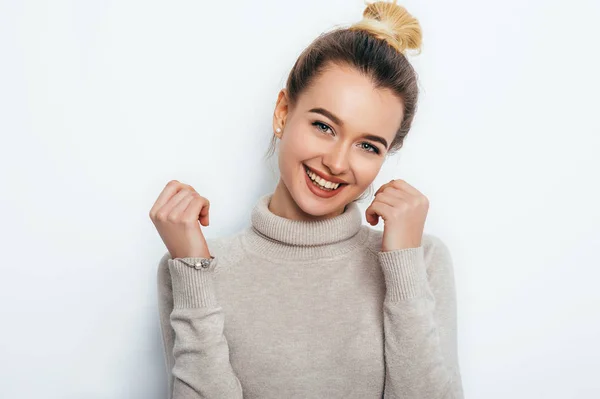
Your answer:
[156,192,464,399]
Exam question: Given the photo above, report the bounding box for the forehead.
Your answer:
[298,63,404,142]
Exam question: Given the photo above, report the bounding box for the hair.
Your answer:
[264,0,423,203]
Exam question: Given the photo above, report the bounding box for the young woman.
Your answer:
[150,1,464,398]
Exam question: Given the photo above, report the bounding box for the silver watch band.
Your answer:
[174,256,215,270]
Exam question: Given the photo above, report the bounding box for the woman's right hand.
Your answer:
[149,180,212,259]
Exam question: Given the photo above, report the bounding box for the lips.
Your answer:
[303,164,348,185]
[303,164,349,199]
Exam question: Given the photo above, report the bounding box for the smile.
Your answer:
[304,165,344,191]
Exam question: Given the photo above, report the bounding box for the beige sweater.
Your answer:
[156,192,464,398]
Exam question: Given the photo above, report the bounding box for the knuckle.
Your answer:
[166,214,179,223]
[182,218,197,228]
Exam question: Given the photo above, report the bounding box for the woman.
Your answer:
[150,1,464,398]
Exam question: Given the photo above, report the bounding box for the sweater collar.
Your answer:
[243,193,368,261]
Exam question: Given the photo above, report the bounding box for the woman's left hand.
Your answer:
[365,179,429,252]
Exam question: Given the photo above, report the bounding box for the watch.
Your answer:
[175,256,215,270]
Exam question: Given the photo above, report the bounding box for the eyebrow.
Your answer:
[308,107,389,149]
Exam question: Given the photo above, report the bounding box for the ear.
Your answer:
[272,89,289,138]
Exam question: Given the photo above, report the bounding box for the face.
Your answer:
[272,62,404,219]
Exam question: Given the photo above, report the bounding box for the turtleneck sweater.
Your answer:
[156,192,464,399]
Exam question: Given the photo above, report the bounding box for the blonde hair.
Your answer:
[350,0,422,56]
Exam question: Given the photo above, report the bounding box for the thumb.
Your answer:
[365,206,379,226]
[198,202,210,226]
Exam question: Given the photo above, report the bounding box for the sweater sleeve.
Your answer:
[377,236,464,399]
[156,253,244,399]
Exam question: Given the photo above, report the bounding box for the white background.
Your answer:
[1,0,599,398]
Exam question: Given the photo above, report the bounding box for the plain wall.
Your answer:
[1,0,599,397]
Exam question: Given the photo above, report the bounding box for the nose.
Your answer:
[322,143,350,176]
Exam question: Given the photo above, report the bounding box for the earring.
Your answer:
[276,128,281,133]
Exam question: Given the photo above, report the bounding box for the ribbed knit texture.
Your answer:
[169,259,219,308]
[378,245,427,301]
[156,192,464,399]
[245,195,367,260]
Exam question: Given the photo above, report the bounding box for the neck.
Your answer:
[269,179,346,221]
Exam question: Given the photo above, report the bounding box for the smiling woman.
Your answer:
[153,1,465,398]
[262,1,423,220]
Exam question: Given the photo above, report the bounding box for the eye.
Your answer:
[360,142,380,154]
[312,121,334,135]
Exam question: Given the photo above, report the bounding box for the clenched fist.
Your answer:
[149,180,212,259]
[365,179,429,252]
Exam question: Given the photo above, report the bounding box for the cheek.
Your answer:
[277,130,305,175]
[353,157,380,174]
[279,125,314,158]
[352,161,381,186]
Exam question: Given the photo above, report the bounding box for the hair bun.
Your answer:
[350,0,422,55]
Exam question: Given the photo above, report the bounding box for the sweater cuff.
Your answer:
[168,257,219,308]
[378,246,427,301]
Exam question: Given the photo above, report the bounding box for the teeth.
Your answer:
[305,166,341,190]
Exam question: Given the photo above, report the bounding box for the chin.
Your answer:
[295,195,336,217]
